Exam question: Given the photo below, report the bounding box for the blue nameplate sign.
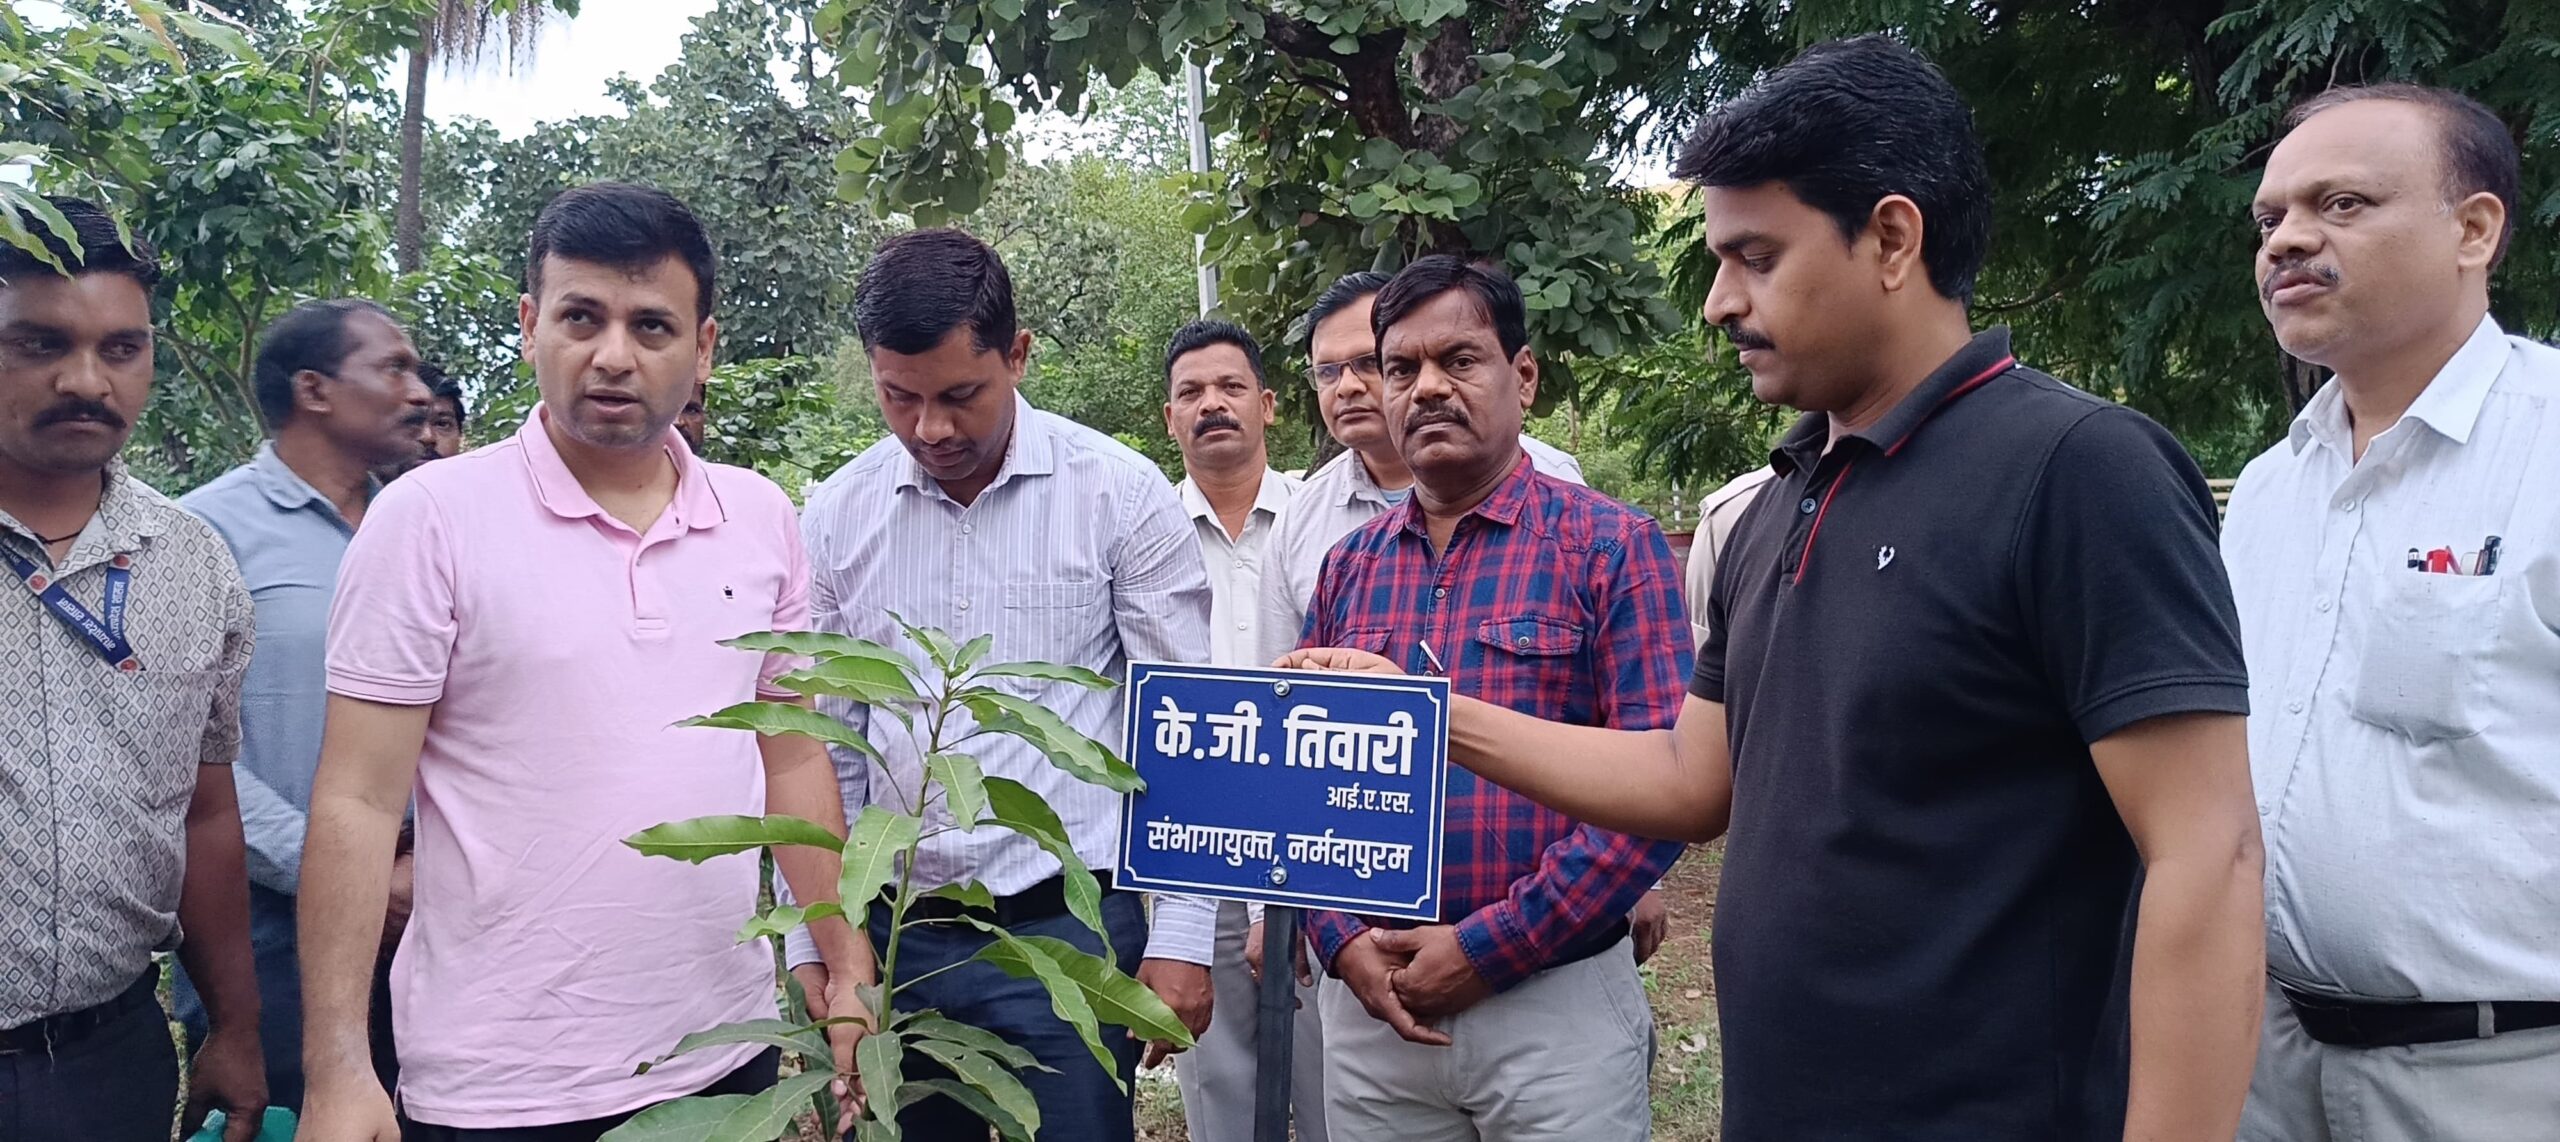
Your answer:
[1115,662,1448,921]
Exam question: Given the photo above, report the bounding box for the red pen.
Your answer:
[2425,548,2459,574]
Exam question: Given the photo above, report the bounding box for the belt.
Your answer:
[0,973,159,1055]
[906,876,1112,927]
[2280,984,2560,1049]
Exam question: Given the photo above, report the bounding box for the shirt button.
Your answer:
[2315,597,2331,613]
[960,524,974,536]
[1433,586,1448,600]
[957,599,971,612]
[1515,635,1531,648]
[1799,497,1818,515]
[2287,699,2305,714]
[2339,500,2358,512]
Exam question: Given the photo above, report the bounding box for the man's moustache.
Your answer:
[33,401,125,431]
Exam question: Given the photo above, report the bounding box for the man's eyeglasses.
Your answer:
[1307,355,1381,390]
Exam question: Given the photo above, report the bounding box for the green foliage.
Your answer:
[611,629,1188,1142]
[5,0,422,489]
[813,0,1709,416]
[1662,0,2560,479]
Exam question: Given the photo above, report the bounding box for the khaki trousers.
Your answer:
[2240,979,2560,1141]
[1317,938,1652,1142]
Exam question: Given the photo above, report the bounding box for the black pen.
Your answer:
[2483,535,2503,576]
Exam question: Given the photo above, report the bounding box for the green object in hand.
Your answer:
[190,1107,297,1141]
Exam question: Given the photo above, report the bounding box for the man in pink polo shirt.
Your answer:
[294,183,870,1142]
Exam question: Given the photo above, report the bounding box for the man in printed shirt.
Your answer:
[0,195,267,1142]
[1282,256,1687,1142]
[788,228,1219,1142]
[2229,84,2560,1140]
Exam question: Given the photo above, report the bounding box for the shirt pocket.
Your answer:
[1000,578,1108,666]
[1471,615,1587,698]
[2349,571,2505,743]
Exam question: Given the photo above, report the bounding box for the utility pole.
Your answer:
[1188,55,1295,1142]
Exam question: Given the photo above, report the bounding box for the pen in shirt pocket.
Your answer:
[1416,639,1448,677]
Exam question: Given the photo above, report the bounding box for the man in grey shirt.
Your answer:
[178,299,434,1108]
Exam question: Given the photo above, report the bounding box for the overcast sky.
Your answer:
[428,0,720,137]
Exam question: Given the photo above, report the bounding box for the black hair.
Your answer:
[854,228,1019,356]
[1300,270,1393,346]
[1370,256,1529,359]
[2284,84,2522,270]
[420,361,467,427]
[252,299,395,428]
[0,196,161,290]
[1673,34,1994,305]
[1163,319,1267,389]
[525,182,718,320]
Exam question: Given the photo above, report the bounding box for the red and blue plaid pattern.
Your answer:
[1301,454,1691,990]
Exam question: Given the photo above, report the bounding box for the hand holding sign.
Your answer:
[1272,647,1405,675]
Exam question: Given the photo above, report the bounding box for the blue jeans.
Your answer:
[173,883,399,1110]
[870,891,1146,1142]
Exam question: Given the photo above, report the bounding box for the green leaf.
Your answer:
[909,1031,1047,1131]
[951,634,995,673]
[955,691,1139,792]
[898,1077,1033,1141]
[738,901,845,943]
[635,1019,824,1075]
[923,880,996,911]
[679,701,881,762]
[967,662,1115,690]
[980,777,1108,949]
[777,654,924,706]
[723,631,917,671]
[904,1013,1038,1070]
[891,612,963,674]
[840,805,921,912]
[960,921,1118,1087]
[601,1094,756,1141]
[856,1027,903,1126]
[1018,934,1191,1046]
[707,1067,835,1141]
[626,815,845,863]
[925,751,990,830]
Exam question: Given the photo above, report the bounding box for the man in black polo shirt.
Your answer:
[1284,35,2265,1140]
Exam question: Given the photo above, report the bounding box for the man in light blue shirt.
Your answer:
[177,298,433,1108]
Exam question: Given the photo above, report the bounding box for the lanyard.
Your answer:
[4,545,141,672]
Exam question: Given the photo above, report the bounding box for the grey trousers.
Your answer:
[1175,901,1329,1142]
[2240,979,2560,1142]
[1317,937,1651,1142]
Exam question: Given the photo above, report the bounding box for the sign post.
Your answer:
[1116,662,1452,1142]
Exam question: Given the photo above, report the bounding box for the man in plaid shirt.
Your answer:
[1291,255,1687,1142]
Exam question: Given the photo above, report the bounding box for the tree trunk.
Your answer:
[395,38,431,274]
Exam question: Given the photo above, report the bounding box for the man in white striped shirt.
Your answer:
[789,229,1218,1142]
